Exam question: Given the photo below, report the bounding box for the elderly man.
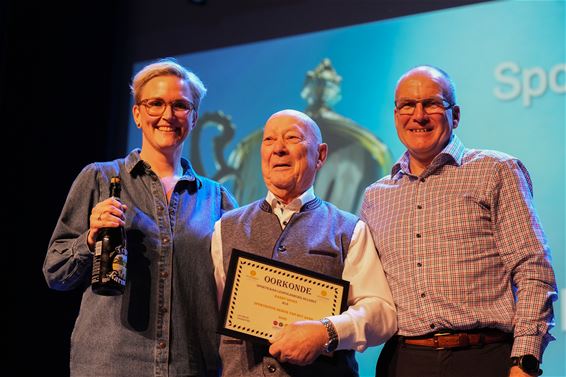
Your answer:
[211,109,397,376]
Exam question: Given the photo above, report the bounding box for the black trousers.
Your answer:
[376,336,513,377]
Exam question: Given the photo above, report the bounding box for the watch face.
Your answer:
[521,355,539,373]
[326,339,338,353]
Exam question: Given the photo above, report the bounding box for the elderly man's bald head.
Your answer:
[261,109,328,203]
[266,109,323,144]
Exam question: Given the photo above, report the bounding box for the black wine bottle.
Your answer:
[91,176,128,295]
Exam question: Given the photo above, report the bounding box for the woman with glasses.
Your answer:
[43,58,237,377]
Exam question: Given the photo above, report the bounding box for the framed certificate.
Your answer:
[218,249,349,344]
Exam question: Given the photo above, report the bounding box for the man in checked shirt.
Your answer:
[361,65,557,377]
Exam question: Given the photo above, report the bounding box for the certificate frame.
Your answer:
[218,249,349,345]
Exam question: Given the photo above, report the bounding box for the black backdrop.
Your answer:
[2,1,489,375]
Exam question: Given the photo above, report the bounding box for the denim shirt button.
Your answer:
[160,271,169,278]
[162,237,169,244]
[160,306,168,313]
[158,341,166,349]
[266,364,277,373]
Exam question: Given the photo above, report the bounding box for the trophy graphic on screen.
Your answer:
[190,58,392,213]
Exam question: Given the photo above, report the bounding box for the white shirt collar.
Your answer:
[266,187,316,212]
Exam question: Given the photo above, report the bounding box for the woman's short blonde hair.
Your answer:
[130,58,207,110]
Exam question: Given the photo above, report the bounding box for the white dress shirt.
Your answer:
[211,187,397,352]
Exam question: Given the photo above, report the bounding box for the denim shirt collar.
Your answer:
[124,149,202,188]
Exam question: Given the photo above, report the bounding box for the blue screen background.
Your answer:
[129,1,565,375]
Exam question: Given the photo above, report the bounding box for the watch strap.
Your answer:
[320,317,338,353]
[511,355,542,376]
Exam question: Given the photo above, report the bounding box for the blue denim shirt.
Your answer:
[43,149,237,377]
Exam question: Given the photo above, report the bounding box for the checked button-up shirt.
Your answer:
[361,135,557,360]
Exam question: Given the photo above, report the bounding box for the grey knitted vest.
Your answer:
[219,197,359,377]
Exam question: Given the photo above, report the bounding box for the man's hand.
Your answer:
[268,320,328,366]
[509,365,538,377]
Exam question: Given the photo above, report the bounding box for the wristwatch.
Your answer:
[320,317,338,353]
[511,354,541,375]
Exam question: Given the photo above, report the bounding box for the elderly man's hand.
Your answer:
[268,320,329,366]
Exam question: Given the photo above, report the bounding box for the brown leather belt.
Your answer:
[401,329,511,350]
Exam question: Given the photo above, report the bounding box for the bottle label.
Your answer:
[91,240,103,284]
[109,245,127,286]
[94,240,102,256]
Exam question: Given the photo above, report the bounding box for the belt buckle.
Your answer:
[433,332,451,350]
[457,333,470,348]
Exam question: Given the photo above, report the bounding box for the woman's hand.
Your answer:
[87,198,127,251]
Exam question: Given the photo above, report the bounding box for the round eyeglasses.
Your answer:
[139,98,195,117]
[395,98,455,115]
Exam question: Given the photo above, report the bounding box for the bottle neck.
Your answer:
[109,185,121,198]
